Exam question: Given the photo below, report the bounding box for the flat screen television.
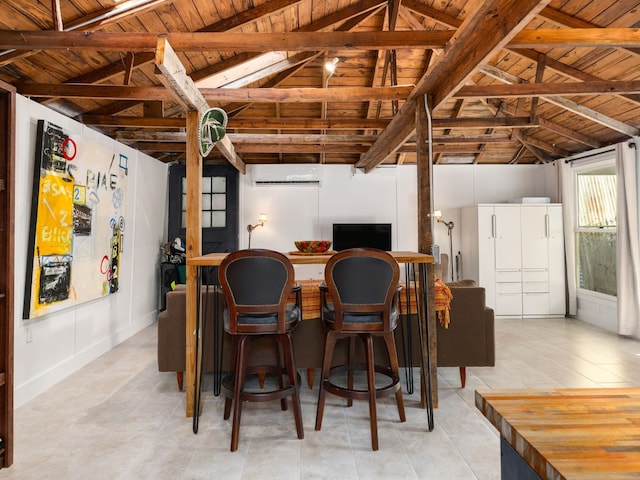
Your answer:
[332,223,392,251]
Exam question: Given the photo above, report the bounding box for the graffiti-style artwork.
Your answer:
[23,120,128,319]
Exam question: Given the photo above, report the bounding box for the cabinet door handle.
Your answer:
[491,214,496,238]
[545,214,549,238]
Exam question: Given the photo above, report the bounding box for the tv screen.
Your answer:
[332,223,392,251]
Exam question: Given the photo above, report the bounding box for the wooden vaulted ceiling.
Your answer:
[0,0,639,169]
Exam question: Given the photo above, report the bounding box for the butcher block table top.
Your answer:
[188,250,434,266]
[475,388,640,479]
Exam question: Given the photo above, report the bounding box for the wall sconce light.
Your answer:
[434,210,455,281]
[247,213,268,248]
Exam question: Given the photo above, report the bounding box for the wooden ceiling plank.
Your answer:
[508,48,640,107]
[218,4,385,118]
[400,0,462,28]
[296,0,386,33]
[542,95,640,137]
[357,0,553,171]
[0,0,170,66]
[41,1,306,114]
[199,0,303,32]
[537,117,604,149]
[481,64,640,137]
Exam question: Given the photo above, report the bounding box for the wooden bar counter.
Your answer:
[475,388,640,479]
[185,251,435,425]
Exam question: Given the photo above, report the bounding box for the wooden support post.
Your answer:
[184,110,202,417]
[416,94,438,408]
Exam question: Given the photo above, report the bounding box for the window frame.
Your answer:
[573,156,617,299]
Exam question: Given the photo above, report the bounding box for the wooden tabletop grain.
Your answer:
[475,388,640,479]
[188,250,434,266]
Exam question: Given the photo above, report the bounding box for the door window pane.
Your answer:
[182,175,226,229]
[212,211,226,227]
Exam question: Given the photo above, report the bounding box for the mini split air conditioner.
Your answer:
[250,164,322,186]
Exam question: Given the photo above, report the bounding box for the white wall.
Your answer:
[11,108,561,406]
[239,163,559,280]
[13,96,168,407]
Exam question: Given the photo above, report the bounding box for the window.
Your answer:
[181,176,227,228]
[575,163,616,296]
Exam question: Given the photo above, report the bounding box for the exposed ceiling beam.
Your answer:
[79,115,536,129]
[2,29,637,53]
[81,0,385,119]
[0,0,170,66]
[455,81,640,98]
[539,4,640,58]
[117,131,515,145]
[20,84,415,102]
[202,86,414,102]
[154,37,245,173]
[480,65,640,137]
[356,0,553,171]
[134,142,487,155]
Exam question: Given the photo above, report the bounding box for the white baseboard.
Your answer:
[15,313,156,408]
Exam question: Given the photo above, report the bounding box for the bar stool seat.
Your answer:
[315,248,406,451]
[218,249,304,452]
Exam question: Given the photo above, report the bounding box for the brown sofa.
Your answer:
[157,285,218,390]
[156,282,424,390]
[436,282,495,387]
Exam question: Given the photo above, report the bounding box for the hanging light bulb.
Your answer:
[324,57,339,74]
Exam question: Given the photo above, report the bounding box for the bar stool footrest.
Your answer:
[222,366,301,404]
[323,363,401,401]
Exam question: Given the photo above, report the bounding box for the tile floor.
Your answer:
[5,316,640,479]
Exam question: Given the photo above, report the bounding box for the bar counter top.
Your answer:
[476,387,640,479]
[188,250,434,266]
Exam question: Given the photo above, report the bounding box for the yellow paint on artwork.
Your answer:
[36,173,74,256]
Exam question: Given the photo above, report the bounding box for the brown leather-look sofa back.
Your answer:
[157,285,218,390]
[436,283,495,387]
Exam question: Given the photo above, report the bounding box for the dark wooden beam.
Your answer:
[357,0,553,172]
[456,81,640,98]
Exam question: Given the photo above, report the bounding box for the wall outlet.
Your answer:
[26,327,33,344]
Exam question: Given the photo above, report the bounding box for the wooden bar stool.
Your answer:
[218,249,304,451]
[315,248,406,451]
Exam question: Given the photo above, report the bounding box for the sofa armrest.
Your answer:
[157,290,187,372]
[436,286,495,368]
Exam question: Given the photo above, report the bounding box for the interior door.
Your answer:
[168,163,239,254]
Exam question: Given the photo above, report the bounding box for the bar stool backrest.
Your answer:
[324,248,400,332]
[219,249,296,335]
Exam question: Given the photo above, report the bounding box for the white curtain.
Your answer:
[559,160,577,315]
[616,139,640,338]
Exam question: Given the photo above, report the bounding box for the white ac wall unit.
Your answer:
[251,164,322,186]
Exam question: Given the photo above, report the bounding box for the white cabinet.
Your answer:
[461,204,565,318]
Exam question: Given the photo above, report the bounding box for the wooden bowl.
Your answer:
[294,240,332,253]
